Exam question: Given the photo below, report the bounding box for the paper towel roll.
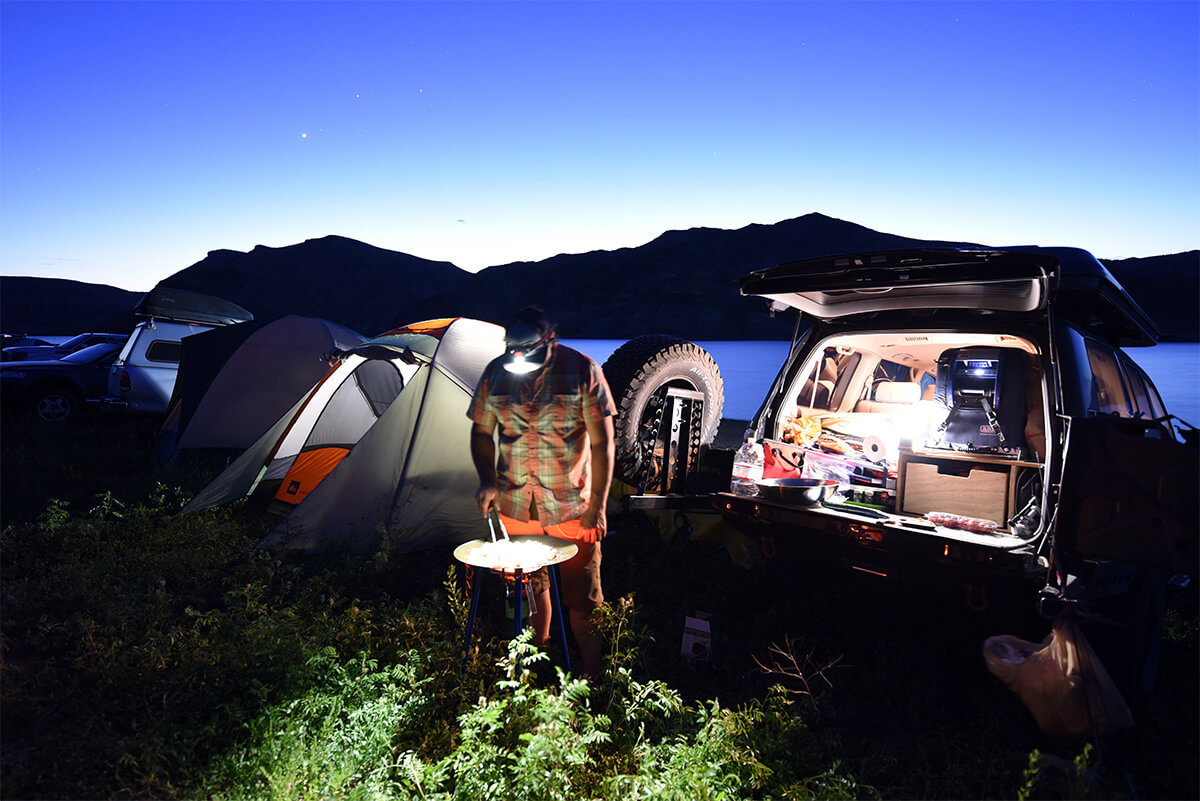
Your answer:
[863,434,899,463]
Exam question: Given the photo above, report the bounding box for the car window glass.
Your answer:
[61,343,120,363]
[1119,355,1166,420]
[145,340,182,364]
[1084,339,1131,416]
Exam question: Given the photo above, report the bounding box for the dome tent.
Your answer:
[168,314,365,459]
[182,318,504,554]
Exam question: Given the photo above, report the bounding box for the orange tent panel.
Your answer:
[274,447,351,505]
[376,318,457,338]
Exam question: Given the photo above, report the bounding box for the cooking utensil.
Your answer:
[453,534,578,572]
[754,477,841,506]
[487,507,510,542]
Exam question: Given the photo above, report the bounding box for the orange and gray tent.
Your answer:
[169,314,365,458]
[183,317,504,553]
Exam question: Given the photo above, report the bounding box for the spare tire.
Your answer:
[602,335,724,488]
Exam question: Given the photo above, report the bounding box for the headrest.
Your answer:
[874,381,921,404]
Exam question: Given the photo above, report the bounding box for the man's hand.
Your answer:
[579,504,607,542]
[475,483,500,517]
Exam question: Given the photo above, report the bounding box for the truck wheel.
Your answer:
[602,335,724,488]
[30,386,82,424]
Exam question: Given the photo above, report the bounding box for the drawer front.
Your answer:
[900,461,1008,523]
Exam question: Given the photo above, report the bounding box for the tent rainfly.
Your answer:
[182,317,504,554]
[170,314,365,457]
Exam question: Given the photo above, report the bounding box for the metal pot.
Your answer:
[754,478,841,506]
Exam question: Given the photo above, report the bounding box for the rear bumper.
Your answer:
[714,491,1040,585]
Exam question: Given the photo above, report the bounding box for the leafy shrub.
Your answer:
[2,420,1197,800]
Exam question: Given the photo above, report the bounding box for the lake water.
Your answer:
[564,339,1200,427]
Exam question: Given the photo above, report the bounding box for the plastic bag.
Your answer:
[983,615,1133,737]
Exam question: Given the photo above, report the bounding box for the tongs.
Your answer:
[487,508,511,543]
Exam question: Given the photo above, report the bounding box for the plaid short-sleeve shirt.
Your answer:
[468,343,616,525]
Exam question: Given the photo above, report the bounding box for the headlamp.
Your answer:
[503,325,553,374]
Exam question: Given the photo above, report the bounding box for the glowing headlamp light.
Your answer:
[502,328,553,374]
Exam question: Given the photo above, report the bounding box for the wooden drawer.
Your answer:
[898,454,1010,524]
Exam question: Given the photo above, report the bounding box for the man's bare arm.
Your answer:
[581,414,615,534]
[470,421,500,516]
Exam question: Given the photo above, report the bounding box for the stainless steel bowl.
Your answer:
[754,478,841,506]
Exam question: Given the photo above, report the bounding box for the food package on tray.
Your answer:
[782,416,824,447]
[926,511,999,533]
[802,449,892,488]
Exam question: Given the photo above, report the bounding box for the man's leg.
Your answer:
[530,586,552,646]
[557,536,605,682]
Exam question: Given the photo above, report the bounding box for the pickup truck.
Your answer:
[101,288,252,416]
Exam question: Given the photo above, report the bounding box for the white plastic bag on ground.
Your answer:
[983,615,1134,737]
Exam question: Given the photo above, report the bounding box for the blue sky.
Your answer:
[2,0,1196,292]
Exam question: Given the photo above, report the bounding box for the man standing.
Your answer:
[468,306,616,680]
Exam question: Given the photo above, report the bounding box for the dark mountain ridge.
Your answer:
[2,214,1196,340]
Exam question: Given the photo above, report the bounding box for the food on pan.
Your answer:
[475,538,560,570]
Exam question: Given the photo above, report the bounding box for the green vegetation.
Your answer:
[2,420,1196,799]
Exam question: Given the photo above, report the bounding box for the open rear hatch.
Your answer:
[738,248,1055,319]
[739,246,1157,347]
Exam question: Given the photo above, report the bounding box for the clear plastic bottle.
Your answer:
[730,436,764,496]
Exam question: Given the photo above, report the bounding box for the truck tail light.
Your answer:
[119,370,131,391]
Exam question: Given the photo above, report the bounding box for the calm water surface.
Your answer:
[565,339,1200,426]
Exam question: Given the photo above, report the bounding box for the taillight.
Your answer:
[119,370,131,391]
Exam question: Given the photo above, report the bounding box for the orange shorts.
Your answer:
[498,513,604,610]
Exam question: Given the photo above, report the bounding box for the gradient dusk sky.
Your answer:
[1,0,1196,292]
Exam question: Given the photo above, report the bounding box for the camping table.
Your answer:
[453,535,579,675]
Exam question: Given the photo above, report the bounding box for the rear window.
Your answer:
[1085,340,1131,416]
[145,340,182,364]
[1119,355,1167,421]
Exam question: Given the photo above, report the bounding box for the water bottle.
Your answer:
[730,436,763,496]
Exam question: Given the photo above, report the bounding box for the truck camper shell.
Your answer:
[133,287,254,327]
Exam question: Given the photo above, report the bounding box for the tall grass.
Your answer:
[2,418,1196,799]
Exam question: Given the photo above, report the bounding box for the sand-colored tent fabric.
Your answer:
[183,317,504,554]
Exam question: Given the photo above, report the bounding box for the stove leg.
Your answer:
[460,566,483,677]
[549,564,572,675]
[512,572,527,673]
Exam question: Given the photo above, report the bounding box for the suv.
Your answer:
[101,288,252,416]
[2,332,127,363]
[617,246,1196,694]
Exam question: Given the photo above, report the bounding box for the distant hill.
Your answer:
[1101,252,1200,341]
[430,213,978,338]
[157,235,472,336]
[2,214,1196,340]
[0,277,141,336]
